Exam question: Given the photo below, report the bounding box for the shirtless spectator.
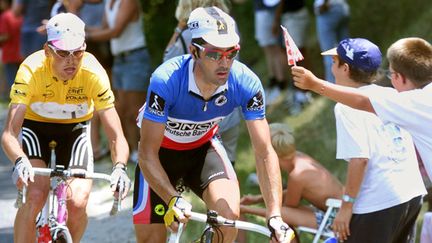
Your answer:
[240,123,343,231]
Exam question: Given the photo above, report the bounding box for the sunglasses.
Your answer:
[192,43,240,61]
[48,43,86,58]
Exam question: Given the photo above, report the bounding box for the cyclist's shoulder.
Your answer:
[229,60,261,85]
[155,55,190,75]
[20,50,48,74]
[79,52,107,78]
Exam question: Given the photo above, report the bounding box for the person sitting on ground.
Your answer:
[240,123,343,230]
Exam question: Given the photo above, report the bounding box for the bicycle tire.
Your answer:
[52,229,73,243]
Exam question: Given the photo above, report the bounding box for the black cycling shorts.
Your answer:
[133,136,237,224]
[21,119,93,171]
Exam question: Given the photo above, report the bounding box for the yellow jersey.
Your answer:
[10,50,115,124]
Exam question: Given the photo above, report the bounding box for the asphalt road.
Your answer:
[0,107,16,243]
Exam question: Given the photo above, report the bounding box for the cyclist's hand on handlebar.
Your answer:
[110,165,131,199]
[12,157,34,188]
[164,196,192,228]
[268,216,294,243]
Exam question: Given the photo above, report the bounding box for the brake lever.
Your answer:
[109,180,124,215]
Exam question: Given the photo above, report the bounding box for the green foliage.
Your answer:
[140,0,177,67]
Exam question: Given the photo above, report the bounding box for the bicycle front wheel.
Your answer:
[200,226,214,243]
[53,229,73,243]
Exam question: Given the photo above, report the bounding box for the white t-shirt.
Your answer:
[335,84,426,214]
[370,83,432,180]
[105,0,146,55]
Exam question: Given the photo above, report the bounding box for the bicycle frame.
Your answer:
[35,165,71,243]
[15,140,119,243]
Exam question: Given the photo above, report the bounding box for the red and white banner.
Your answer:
[280,25,304,66]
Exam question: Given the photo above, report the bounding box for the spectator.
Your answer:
[275,0,312,115]
[240,123,343,236]
[12,0,50,58]
[291,37,432,199]
[163,0,241,165]
[314,0,349,83]
[78,1,113,161]
[294,38,426,243]
[86,0,152,163]
[253,0,288,105]
[0,0,23,98]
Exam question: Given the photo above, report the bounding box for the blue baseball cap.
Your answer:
[321,38,382,72]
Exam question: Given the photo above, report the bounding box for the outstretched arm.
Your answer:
[240,194,264,205]
[246,119,283,219]
[291,66,376,113]
[240,205,267,217]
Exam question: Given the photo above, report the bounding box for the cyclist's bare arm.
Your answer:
[245,118,283,219]
[138,118,179,203]
[291,66,375,113]
[1,104,27,165]
[98,107,129,165]
[241,188,296,206]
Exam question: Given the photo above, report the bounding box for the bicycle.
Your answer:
[15,140,121,243]
[167,209,295,243]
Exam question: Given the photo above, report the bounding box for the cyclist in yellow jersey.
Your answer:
[1,13,131,243]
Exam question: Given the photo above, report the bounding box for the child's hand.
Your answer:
[291,66,321,92]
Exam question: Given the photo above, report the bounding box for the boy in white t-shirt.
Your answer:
[317,38,426,243]
[291,37,432,183]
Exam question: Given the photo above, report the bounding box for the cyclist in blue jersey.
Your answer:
[133,6,291,243]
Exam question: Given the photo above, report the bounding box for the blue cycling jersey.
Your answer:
[137,55,265,150]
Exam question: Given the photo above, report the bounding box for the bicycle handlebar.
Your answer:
[28,167,112,180]
[189,211,271,237]
[15,167,121,215]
